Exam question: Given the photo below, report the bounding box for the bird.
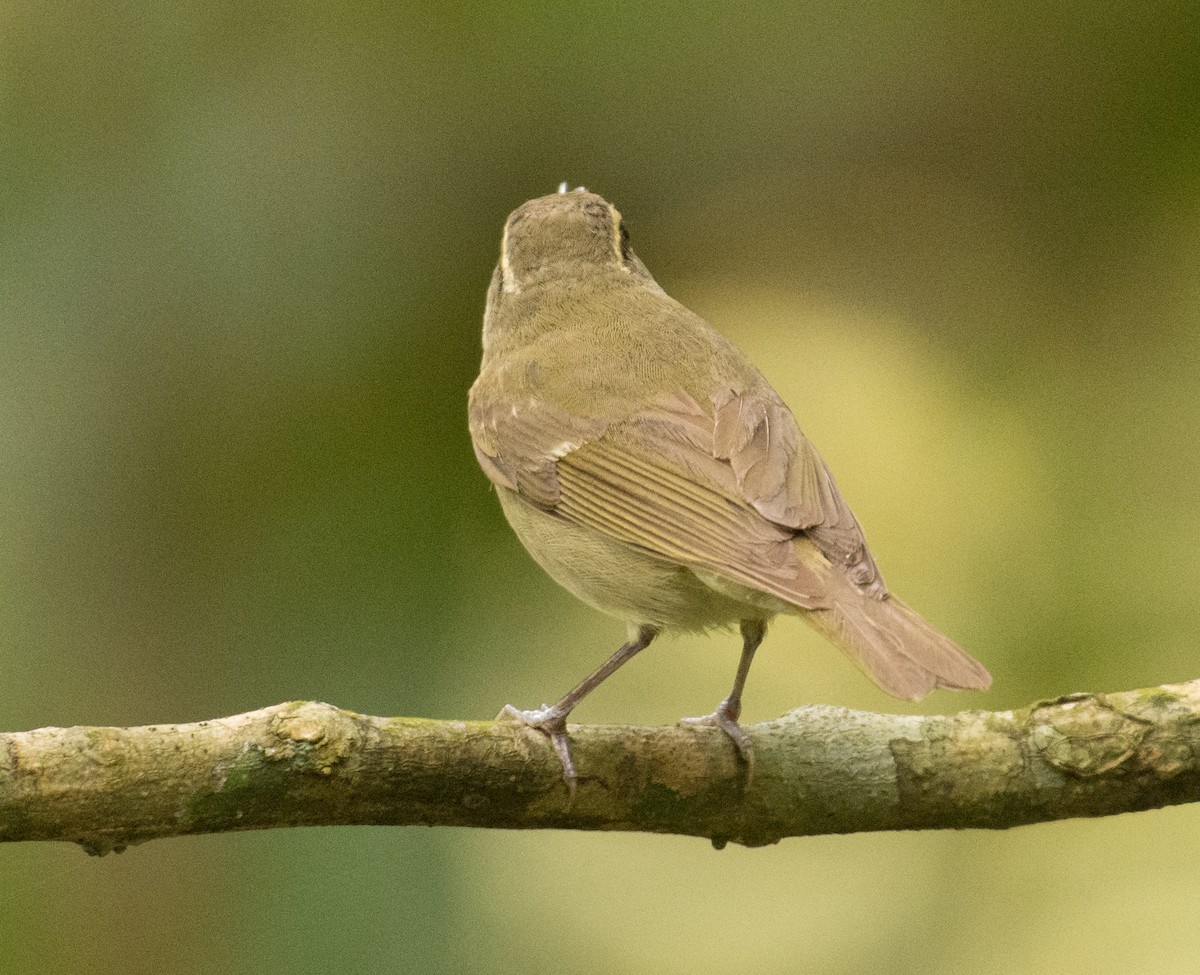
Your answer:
[468,185,991,794]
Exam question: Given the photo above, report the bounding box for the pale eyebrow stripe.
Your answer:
[499,217,520,294]
[606,203,626,267]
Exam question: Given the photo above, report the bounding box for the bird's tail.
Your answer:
[803,590,991,701]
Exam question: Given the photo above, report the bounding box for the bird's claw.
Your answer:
[680,701,756,787]
[497,703,578,802]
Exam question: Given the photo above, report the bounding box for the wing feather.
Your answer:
[557,439,829,609]
[469,373,877,609]
[708,386,884,591]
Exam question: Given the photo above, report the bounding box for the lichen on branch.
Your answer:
[1,680,1198,854]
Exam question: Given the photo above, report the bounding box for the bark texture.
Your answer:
[2,680,1198,854]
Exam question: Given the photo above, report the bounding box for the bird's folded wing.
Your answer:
[644,387,885,591]
[468,386,604,507]
[469,386,833,609]
[555,436,830,609]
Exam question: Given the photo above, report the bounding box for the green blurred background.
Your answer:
[2,0,1198,971]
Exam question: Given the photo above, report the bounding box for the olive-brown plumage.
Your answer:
[470,187,990,791]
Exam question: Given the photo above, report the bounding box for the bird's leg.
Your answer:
[680,619,766,784]
[498,624,660,799]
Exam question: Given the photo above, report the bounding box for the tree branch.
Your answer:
[3,680,1198,854]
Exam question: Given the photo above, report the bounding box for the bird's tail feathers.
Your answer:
[804,590,991,701]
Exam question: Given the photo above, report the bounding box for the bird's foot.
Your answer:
[680,698,755,787]
[497,703,577,802]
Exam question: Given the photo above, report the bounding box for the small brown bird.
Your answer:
[469,186,990,791]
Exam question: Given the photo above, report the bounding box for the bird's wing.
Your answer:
[694,385,884,593]
[468,383,600,506]
[469,383,848,609]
